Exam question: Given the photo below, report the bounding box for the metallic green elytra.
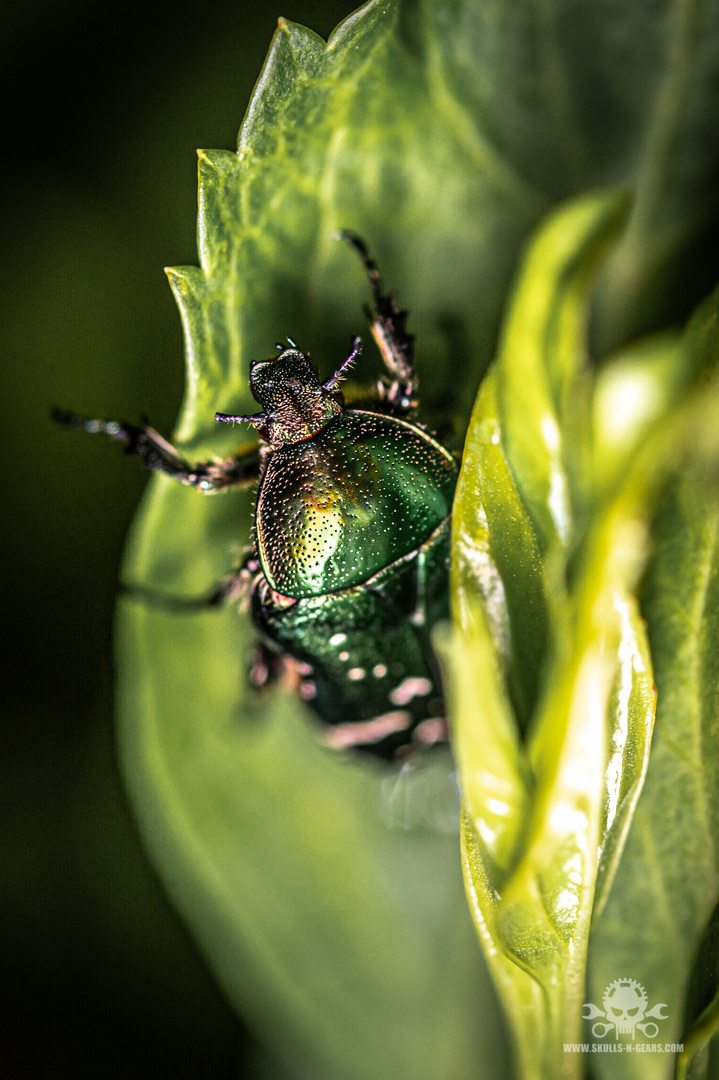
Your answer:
[257,409,457,599]
[54,234,458,758]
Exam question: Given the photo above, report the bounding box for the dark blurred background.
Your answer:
[1,2,355,1076]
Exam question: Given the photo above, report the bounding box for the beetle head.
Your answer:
[249,348,322,408]
[216,339,361,448]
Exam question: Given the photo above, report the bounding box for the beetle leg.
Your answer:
[121,549,262,612]
[248,641,287,691]
[336,231,417,413]
[53,408,261,491]
[206,550,264,608]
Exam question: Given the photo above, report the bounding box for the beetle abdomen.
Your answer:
[252,519,451,757]
[256,409,457,599]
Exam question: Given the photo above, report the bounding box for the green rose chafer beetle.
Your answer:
[54,235,458,758]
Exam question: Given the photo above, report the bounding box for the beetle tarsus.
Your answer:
[53,407,261,490]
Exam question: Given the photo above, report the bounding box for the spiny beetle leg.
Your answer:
[52,408,261,491]
[209,550,265,609]
[119,552,261,612]
[336,231,417,413]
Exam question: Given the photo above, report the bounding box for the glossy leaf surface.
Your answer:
[448,193,719,1079]
[587,470,719,1080]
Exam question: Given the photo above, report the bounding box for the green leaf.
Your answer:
[121,6,525,1078]
[117,605,501,1080]
[581,290,719,1080]
[449,193,661,1078]
[493,190,629,556]
[109,0,719,1077]
[447,186,719,1078]
[676,901,719,1080]
[587,467,719,1080]
[593,0,719,350]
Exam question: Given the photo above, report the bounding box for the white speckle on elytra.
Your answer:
[390,676,432,706]
[299,680,317,700]
[324,710,411,749]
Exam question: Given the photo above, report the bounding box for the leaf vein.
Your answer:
[420,3,547,219]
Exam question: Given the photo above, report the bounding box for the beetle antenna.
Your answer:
[215,411,265,426]
[324,335,361,390]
